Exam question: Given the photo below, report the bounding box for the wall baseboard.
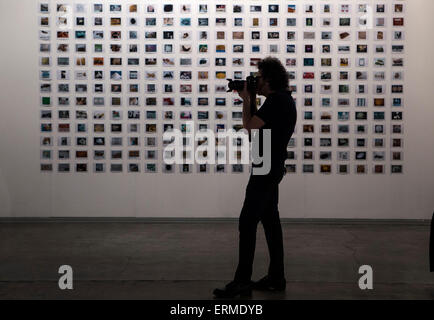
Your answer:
[0,217,430,226]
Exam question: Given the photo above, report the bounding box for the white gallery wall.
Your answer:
[0,0,433,219]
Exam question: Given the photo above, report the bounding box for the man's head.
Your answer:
[256,57,289,96]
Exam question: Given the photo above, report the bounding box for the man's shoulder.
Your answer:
[270,90,292,100]
[269,91,294,108]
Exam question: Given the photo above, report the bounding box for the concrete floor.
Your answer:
[0,221,433,299]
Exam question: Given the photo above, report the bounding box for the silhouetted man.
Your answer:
[214,57,297,298]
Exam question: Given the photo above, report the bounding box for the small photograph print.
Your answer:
[320,165,332,174]
[373,151,385,161]
[268,4,279,13]
[393,18,404,26]
[321,31,332,40]
[392,45,404,53]
[147,18,157,26]
[40,3,49,13]
[76,163,88,173]
[57,4,68,13]
[41,150,51,160]
[145,163,157,173]
[58,137,70,146]
[303,164,314,174]
[58,164,70,173]
[40,163,53,172]
[303,151,314,160]
[94,150,105,160]
[217,18,226,27]
[94,4,103,13]
[338,152,350,161]
[355,152,367,161]
[376,4,385,13]
[40,43,50,52]
[216,4,226,13]
[392,124,403,134]
[93,31,104,39]
[231,164,244,174]
[128,164,140,173]
[110,164,123,173]
[41,136,52,146]
[355,165,366,174]
[392,152,402,161]
[40,123,52,132]
[58,150,70,160]
[94,163,105,173]
[395,4,404,13]
[391,165,403,174]
[39,30,50,41]
[75,3,86,13]
[180,17,191,26]
[373,112,385,121]
[40,16,49,26]
[129,17,137,26]
[338,164,349,175]
[336,137,349,147]
[391,112,403,121]
[373,165,385,174]
[110,5,121,12]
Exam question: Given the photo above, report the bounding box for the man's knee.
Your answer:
[261,211,281,227]
[239,213,259,233]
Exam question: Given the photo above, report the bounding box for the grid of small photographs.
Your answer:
[39,1,405,174]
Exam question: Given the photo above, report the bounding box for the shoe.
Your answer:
[252,275,286,291]
[213,280,253,298]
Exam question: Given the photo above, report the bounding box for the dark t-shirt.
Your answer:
[252,90,297,177]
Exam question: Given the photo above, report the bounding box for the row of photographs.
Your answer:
[39,122,405,136]
[39,94,404,107]
[38,110,405,121]
[39,77,404,88]
[39,163,404,174]
[39,42,406,55]
[38,71,405,85]
[39,16,405,28]
[38,149,405,161]
[40,66,405,80]
[39,3,405,15]
[38,56,405,70]
[38,136,404,148]
[38,94,404,108]
[39,111,404,123]
[39,135,403,147]
[39,152,404,170]
[39,71,405,86]
[39,29,405,41]
[41,67,404,78]
[39,88,404,100]
[39,114,404,133]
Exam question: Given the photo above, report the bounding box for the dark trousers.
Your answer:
[430,212,433,272]
[234,170,285,282]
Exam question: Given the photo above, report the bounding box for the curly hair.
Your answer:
[257,57,289,92]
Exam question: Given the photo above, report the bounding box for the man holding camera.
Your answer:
[214,57,297,298]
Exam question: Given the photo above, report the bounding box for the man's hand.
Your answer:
[239,82,264,132]
[236,81,252,102]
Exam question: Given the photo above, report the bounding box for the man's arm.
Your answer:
[241,92,265,133]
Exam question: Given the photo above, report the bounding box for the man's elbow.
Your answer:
[243,121,255,133]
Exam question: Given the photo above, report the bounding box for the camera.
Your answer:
[226,75,258,93]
